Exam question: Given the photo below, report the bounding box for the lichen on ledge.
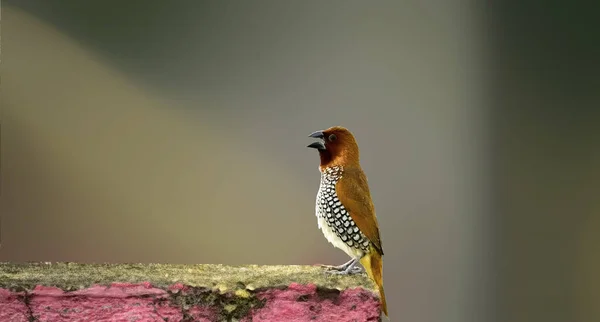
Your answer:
[0,262,383,321]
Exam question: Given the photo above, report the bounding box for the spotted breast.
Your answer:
[315,166,370,258]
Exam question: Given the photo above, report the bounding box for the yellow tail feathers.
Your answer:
[360,249,388,317]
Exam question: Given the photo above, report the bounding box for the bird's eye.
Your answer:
[328,134,337,142]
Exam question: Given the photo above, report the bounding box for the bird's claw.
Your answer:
[320,264,347,271]
[325,266,363,275]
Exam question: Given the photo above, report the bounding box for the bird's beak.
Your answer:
[307,141,326,150]
[308,131,325,139]
[307,130,326,150]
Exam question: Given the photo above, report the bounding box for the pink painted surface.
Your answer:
[246,283,381,322]
[0,288,29,322]
[0,282,380,321]
[0,283,215,322]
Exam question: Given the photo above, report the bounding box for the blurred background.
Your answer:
[1,1,598,322]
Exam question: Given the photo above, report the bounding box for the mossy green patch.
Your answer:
[0,262,375,292]
[165,284,266,321]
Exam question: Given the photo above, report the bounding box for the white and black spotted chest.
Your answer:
[316,166,370,252]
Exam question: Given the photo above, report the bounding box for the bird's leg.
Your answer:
[328,258,362,275]
[320,258,356,271]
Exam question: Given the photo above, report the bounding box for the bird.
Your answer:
[307,126,387,317]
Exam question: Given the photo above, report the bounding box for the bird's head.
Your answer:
[307,126,360,168]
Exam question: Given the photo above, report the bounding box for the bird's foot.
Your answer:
[320,258,357,272]
[323,258,362,275]
[326,265,363,275]
[320,264,348,271]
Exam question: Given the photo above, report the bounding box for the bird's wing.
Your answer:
[336,168,383,255]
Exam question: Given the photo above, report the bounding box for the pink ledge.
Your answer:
[0,283,215,322]
[1,283,381,321]
[246,283,381,322]
[0,263,383,321]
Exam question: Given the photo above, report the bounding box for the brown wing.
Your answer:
[336,167,383,255]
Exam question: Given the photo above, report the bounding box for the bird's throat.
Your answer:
[318,149,333,167]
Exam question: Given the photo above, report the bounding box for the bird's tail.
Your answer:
[360,248,388,317]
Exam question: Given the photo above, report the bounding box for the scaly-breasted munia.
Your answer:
[307,126,387,317]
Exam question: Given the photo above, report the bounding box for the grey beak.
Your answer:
[308,130,326,150]
[308,131,324,139]
[307,141,326,150]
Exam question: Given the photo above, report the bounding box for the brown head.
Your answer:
[307,126,361,169]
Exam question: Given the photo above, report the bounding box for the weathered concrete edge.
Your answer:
[0,262,376,291]
[0,262,382,321]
